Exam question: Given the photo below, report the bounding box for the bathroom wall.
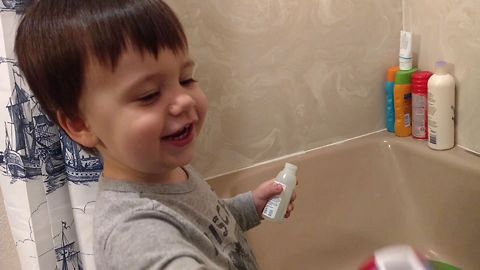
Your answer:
[404,0,480,153]
[0,192,21,270]
[166,0,403,177]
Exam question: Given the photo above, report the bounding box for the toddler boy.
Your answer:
[15,1,296,269]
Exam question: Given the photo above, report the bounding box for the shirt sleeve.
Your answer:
[102,210,209,270]
[222,191,261,231]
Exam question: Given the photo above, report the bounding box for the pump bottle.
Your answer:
[262,163,297,222]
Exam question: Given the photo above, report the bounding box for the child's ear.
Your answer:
[56,110,99,148]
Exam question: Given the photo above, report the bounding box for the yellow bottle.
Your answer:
[394,68,417,137]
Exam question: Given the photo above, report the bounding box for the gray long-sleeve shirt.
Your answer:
[93,165,260,269]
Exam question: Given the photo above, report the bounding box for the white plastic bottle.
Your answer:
[427,61,455,150]
[262,163,297,222]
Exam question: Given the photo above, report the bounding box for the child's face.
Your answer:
[78,47,207,181]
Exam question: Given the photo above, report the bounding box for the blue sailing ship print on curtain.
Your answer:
[55,221,83,270]
[1,56,101,190]
[2,57,44,181]
[60,131,102,185]
[2,57,67,193]
[0,0,15,11]
[1,3,100,269]
[1,0,35,13]
[1,56,91,270]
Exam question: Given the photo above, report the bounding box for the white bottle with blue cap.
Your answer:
[427,61,455,150]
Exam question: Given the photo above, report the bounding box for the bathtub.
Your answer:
[207,131,480,270]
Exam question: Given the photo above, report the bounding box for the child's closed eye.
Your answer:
[137,91,160,105]
[180,78,197,86]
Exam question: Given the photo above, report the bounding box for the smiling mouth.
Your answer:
[162,124,193,141]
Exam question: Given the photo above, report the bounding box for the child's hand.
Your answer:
[252,179,297,219]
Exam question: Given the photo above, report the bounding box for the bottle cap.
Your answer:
[412,71,433,94]
[284,163,297,173]
[434,61,448,75]
[399,57,413,70]
[387,66,400,82]
[394,68,418,84]
[412,71,433,82]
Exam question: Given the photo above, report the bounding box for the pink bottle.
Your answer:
[411,71,432,140]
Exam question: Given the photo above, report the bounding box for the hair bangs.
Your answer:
[86,0,188,70]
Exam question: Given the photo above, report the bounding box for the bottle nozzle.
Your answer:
[284,163,297,173]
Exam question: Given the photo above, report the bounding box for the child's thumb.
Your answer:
[262,181,284,199]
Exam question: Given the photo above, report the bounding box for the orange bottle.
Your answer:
[394,68,417,137]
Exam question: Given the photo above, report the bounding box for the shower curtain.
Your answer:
[1,5,100,270]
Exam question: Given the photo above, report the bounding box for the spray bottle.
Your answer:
[262,163,297,222]
[411,71,433,139]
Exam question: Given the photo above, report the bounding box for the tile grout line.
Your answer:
[205,129,386,181]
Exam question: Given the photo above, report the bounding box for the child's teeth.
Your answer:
[169,126,189,140]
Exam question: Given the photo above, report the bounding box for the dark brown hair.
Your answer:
[15,0,188,124]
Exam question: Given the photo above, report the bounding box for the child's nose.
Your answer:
[169,93,196,116]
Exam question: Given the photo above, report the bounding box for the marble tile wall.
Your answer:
[404,0,480,154]
[166,0,402,177]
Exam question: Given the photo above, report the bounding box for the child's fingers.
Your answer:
[288,202,295,212]
[284,181,298,218]
[284,205,294,218]
[284,202,295,218]
[290,191,297,202]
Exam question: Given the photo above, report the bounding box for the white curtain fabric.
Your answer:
[1,7,100,270]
